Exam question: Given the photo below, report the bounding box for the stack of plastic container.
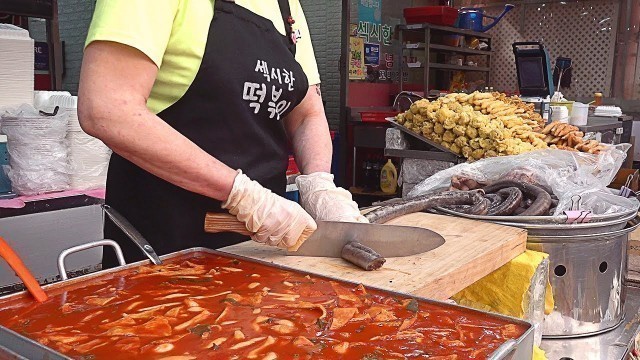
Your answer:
[0,105,70,195]
[34,91,71,110]
[0,24,34,108]
[45,94,111,190]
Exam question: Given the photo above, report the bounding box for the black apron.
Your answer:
[103,0,309,267]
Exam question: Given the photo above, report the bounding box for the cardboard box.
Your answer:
[623,135,635,169]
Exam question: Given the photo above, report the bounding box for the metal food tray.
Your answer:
[433,208,639,236]
[0,243,535,360]
[432,192,640,236]
[386,117,466,160]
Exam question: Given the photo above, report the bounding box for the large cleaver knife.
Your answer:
[204,213,445,257]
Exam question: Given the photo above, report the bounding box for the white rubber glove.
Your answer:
[222,170,316,248]
[296,172,368,223]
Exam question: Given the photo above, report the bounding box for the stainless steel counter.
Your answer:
[578,116,624,133]
[540,285,640,359]
[0,204,103,296]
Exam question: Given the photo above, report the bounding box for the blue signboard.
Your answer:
[34,41,49,71]
[364,43,380,66]
[358,0,381,25]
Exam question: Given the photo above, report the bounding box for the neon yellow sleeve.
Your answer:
[85,0,180,67]
[292,1,321,85]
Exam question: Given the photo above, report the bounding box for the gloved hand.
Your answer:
[222,170,316,248]
[296,172,368,223]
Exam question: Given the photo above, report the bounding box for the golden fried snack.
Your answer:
[453,125,466,137]
[454,136,468,148]
[393,92,563,160]
[443,130,456,143]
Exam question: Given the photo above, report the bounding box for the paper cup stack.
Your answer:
[0,105,70,195]
[550,106,569,123]
[45,95,112,190]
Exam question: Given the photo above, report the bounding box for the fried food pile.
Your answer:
[451,92,546,130]
[396,92,547,161]
[542,121,605,154]
[395,92,606,160]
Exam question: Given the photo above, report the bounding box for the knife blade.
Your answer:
[204,213,445,258]
[290,220,444,257]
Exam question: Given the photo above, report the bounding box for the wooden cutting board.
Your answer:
[220,213,527,300]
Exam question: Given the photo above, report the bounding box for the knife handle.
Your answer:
[204,213,252,235]
[204,212,313,251]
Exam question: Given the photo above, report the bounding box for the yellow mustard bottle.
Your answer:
[380,159,398,194]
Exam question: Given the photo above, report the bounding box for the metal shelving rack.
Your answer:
[398,23,492,93]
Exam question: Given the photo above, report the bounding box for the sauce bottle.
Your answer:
[594,93,603,107]
[380,159,398,194]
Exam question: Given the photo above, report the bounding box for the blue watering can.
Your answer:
[457,4,514,32]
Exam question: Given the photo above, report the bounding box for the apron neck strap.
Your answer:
[277,0,296,55]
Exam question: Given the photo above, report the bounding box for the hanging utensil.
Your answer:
[0,236,47,303]
[102,204,162,265]
[553,57,573,94]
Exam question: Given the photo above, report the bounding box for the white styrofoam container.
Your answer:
[0,24,34,108]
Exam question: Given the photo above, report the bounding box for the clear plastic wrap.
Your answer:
[407,146,635,215]
[399,159,454,185]
[385,128,408,150]
[525,257,549,347]
[402,183,417,198]
[450,252,550,347]
[67,132,111,190]
[1,104,70,195]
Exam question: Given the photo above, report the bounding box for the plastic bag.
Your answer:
[385,128,408,150]
[67,132,111,189]
[407,146,636,215]
[525,257,549,347]
[1,104,70,195]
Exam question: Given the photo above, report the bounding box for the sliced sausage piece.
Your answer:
[341,242,386,271]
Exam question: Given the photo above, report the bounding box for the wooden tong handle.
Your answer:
[204,213,314,251]
[0,236,48,303]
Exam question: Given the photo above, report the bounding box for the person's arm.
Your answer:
[285,86,368,223]
[283,85,332,174]
[79,41,316,246]
[79,41,236,200]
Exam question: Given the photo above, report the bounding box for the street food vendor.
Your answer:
[78,0,366,267]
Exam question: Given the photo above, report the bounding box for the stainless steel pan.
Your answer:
[0,242,535,360]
